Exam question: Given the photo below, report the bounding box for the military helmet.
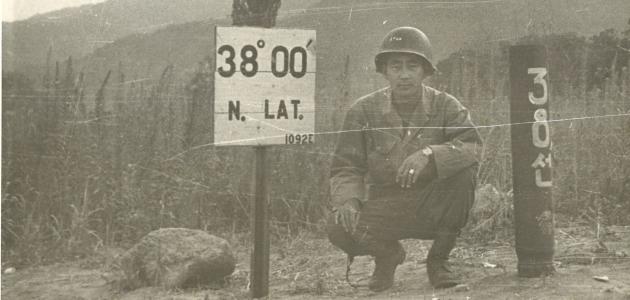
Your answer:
[375,26,436,75]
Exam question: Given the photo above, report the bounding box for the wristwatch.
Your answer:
[421,147,433,157]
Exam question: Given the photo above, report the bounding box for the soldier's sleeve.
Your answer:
[429,96,482,180]
[329,105,368,208]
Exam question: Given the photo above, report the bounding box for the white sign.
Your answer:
[214,26,316,146]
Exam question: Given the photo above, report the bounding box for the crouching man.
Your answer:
[327,26,482,292]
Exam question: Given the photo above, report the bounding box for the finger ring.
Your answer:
[408,169,415,174]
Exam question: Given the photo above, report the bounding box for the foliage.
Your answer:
[433,25,630,238]
[2,25,630,266]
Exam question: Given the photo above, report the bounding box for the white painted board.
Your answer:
[214,26,316,146]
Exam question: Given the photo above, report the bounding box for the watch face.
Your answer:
[422,148,432,156]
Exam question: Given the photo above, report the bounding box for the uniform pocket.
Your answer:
[367,130,399,184]
[369,129,398,154]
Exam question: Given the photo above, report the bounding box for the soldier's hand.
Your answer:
[333,199,360,233]
[396,149,430,188]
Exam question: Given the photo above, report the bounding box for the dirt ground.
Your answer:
[2,226,630,300]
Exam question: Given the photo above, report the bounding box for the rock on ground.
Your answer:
[118,228,236,290]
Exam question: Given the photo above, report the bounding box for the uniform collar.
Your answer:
[381,85,431,138]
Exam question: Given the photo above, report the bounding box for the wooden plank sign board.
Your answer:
[214,26,316,146]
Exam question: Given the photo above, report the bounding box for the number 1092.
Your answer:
[285,133,314,144]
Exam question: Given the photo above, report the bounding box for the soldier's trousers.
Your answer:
[327,167,476,257]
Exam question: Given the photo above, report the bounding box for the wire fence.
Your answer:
[2,22,630,266]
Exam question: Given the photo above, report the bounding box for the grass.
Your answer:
[1,32,629,268]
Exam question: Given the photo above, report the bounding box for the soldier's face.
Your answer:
[383,53,426,98]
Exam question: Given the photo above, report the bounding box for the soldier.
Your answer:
[327,26,482,292]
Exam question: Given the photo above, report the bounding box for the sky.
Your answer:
[2,0,105,22]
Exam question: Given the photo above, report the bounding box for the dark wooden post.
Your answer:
[232,0,281,28]
[250,146,269,298]
[509,45,555,277]
[230,1,281,298]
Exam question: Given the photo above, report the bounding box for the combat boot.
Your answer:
[427,234,459,289]
[368,242,406,292]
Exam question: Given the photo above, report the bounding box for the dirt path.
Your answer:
[3,227,630,299]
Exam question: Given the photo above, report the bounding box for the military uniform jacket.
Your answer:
[330,85,482,208]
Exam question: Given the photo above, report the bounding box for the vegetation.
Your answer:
[2,22,630,268]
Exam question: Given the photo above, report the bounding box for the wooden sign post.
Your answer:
[214,26,316,298]
[251,146,269,297]
[509,45,555,277]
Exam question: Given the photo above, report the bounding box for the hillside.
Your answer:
[62,0,630,96]
[5,0,629,86]
[292,0,630,97]
[1,0,317,75]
